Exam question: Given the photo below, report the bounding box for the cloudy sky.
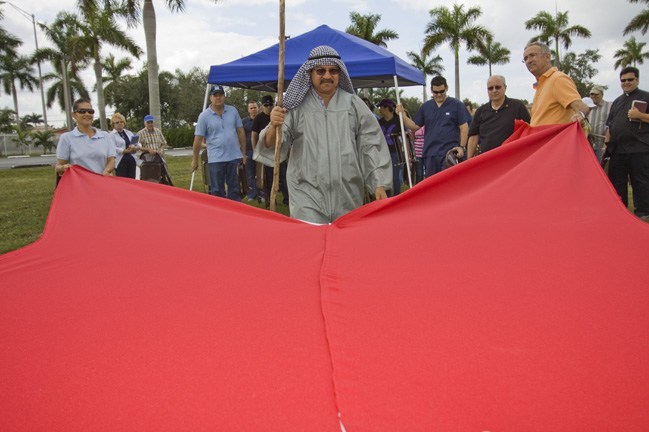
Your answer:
[1,0,646,127]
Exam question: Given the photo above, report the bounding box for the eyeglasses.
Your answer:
[313,67,340,76]
[146,121,154,124]
[432,89,446,95]
[487,85,503,91]
[589,93,601,96]
[112,120,124,124]
[621,78,636,83]
[263,103,272,107]
[75,109,95,115]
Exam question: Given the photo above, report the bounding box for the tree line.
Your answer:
[1,0,648,144]
[347,2,648,102]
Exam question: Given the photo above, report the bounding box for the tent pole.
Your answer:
[393,75,413,188]
[270,0,286,212]
[191,83,211,187]
[203,83,210,110]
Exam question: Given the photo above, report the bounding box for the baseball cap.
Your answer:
[261,95,274,106]
[590,85,604,95]
[378,99,396,109]
[144,114,155,122]
[581,97,596,108]
[210,85,225,95]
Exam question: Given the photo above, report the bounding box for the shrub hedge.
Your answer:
[164,126,195,148]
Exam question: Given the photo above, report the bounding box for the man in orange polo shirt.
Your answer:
[524,42,590,127]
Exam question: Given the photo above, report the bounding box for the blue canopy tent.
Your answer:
[205,24,424,188]
[207,24,424,90]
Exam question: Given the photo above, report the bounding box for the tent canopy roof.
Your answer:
[207,25,425,91]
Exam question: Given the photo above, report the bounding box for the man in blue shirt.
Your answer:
[191,85,247,200]
[397,76,469,177]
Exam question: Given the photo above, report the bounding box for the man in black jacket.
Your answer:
[606,66,649,219]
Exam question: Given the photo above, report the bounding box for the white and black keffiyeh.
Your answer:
[283,46,354,109]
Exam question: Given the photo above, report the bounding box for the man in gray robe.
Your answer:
[256,45,392,224]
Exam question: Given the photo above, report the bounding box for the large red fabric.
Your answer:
[1,122,648,430]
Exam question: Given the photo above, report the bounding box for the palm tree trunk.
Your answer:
[61,59,73,130]
[143,0,162,129]
[94,58,107,131]
[454,46,460,99]
[554,38,561,69]
[11,82,19,124]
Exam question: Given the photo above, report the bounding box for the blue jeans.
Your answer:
[208,159,242,201]
[414,158,424,183]
[388,152,403,197]
[245,149,257,199]
[423,154,446,178]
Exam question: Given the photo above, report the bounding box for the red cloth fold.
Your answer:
[1,122,648,430]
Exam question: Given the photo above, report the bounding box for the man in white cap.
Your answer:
[257,45,392,224]
[587,85,611,161]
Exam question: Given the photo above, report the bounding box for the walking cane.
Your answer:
[270,0,286,212]
[190,170,196,191]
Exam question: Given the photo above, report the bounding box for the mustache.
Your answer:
[319,78,334,84]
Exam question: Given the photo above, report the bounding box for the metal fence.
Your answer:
[0,134,60,157]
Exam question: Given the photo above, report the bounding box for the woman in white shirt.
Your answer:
[110,112,140,178]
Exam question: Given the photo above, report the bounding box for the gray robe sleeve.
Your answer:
[253,123,291,168]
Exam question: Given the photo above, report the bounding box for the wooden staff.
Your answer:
[270,0,286,212]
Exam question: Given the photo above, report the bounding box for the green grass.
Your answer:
[0,156,641,255]
[0,166,55,253]
[0,155,289,255]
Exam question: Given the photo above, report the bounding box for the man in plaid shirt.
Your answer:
[138,114,167,156]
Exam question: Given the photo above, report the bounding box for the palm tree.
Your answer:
[41,66,90,112]
[614,37,649,69]
[73,3,142,130]
[345,12,398,47]
[624,0,649,35]
[467,35,511,77]
[0,25,22,57]
[406,49,444,101]
[20,113,43,130]
[81,0,221,130]
[0,108,16,133]
[36,12,91,115]
[31,129,56,154]
[99,54,133,107]
[423,4,491,99]
[0,54,38,123]
[524,10,591,69]
[11,124,32,155]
